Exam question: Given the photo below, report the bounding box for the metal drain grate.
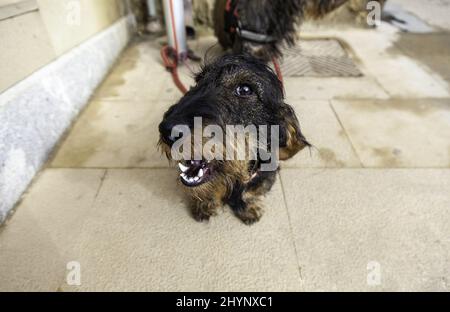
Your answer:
[280,39,362,77]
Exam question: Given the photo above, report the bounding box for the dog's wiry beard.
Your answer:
[158,131,257,204]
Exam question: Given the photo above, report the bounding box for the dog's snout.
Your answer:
[159,120,179,145]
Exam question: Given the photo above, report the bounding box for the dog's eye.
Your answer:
[235,84,253,97]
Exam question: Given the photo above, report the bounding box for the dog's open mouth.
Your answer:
[178,160,213,187]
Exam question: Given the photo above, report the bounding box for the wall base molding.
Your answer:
[0,15,136,222]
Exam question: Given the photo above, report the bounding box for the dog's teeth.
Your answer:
[198,169,204,177]
[178,163,189,173]
[194,176,200,182]
[189,177,195,183]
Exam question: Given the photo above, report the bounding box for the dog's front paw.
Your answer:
[191,201,218,223]
[235,204,263,225]
[192,210,212,223]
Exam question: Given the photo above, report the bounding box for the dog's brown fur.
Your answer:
[159,55,309,224]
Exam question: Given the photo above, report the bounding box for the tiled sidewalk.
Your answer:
[1,23,449,291]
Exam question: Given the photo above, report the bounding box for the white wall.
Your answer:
[37,0,126,55]
[0,0,127,93]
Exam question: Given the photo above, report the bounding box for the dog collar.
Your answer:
[225,0,277,44]
[236,25,278,44]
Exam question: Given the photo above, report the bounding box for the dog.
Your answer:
[214,0,387,61]
[159,54,309,225]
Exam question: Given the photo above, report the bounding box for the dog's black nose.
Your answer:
[159,120,182,145]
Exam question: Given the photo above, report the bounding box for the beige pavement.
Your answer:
[1,17,450,291]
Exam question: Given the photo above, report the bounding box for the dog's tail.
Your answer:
[305,0,349,19]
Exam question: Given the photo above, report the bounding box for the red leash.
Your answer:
[272,57,284,86]
[162,0,283,95]
[161,46,188,94]
[161,0,187,95]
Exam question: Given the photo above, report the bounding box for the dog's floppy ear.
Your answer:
[278,103,310,161]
